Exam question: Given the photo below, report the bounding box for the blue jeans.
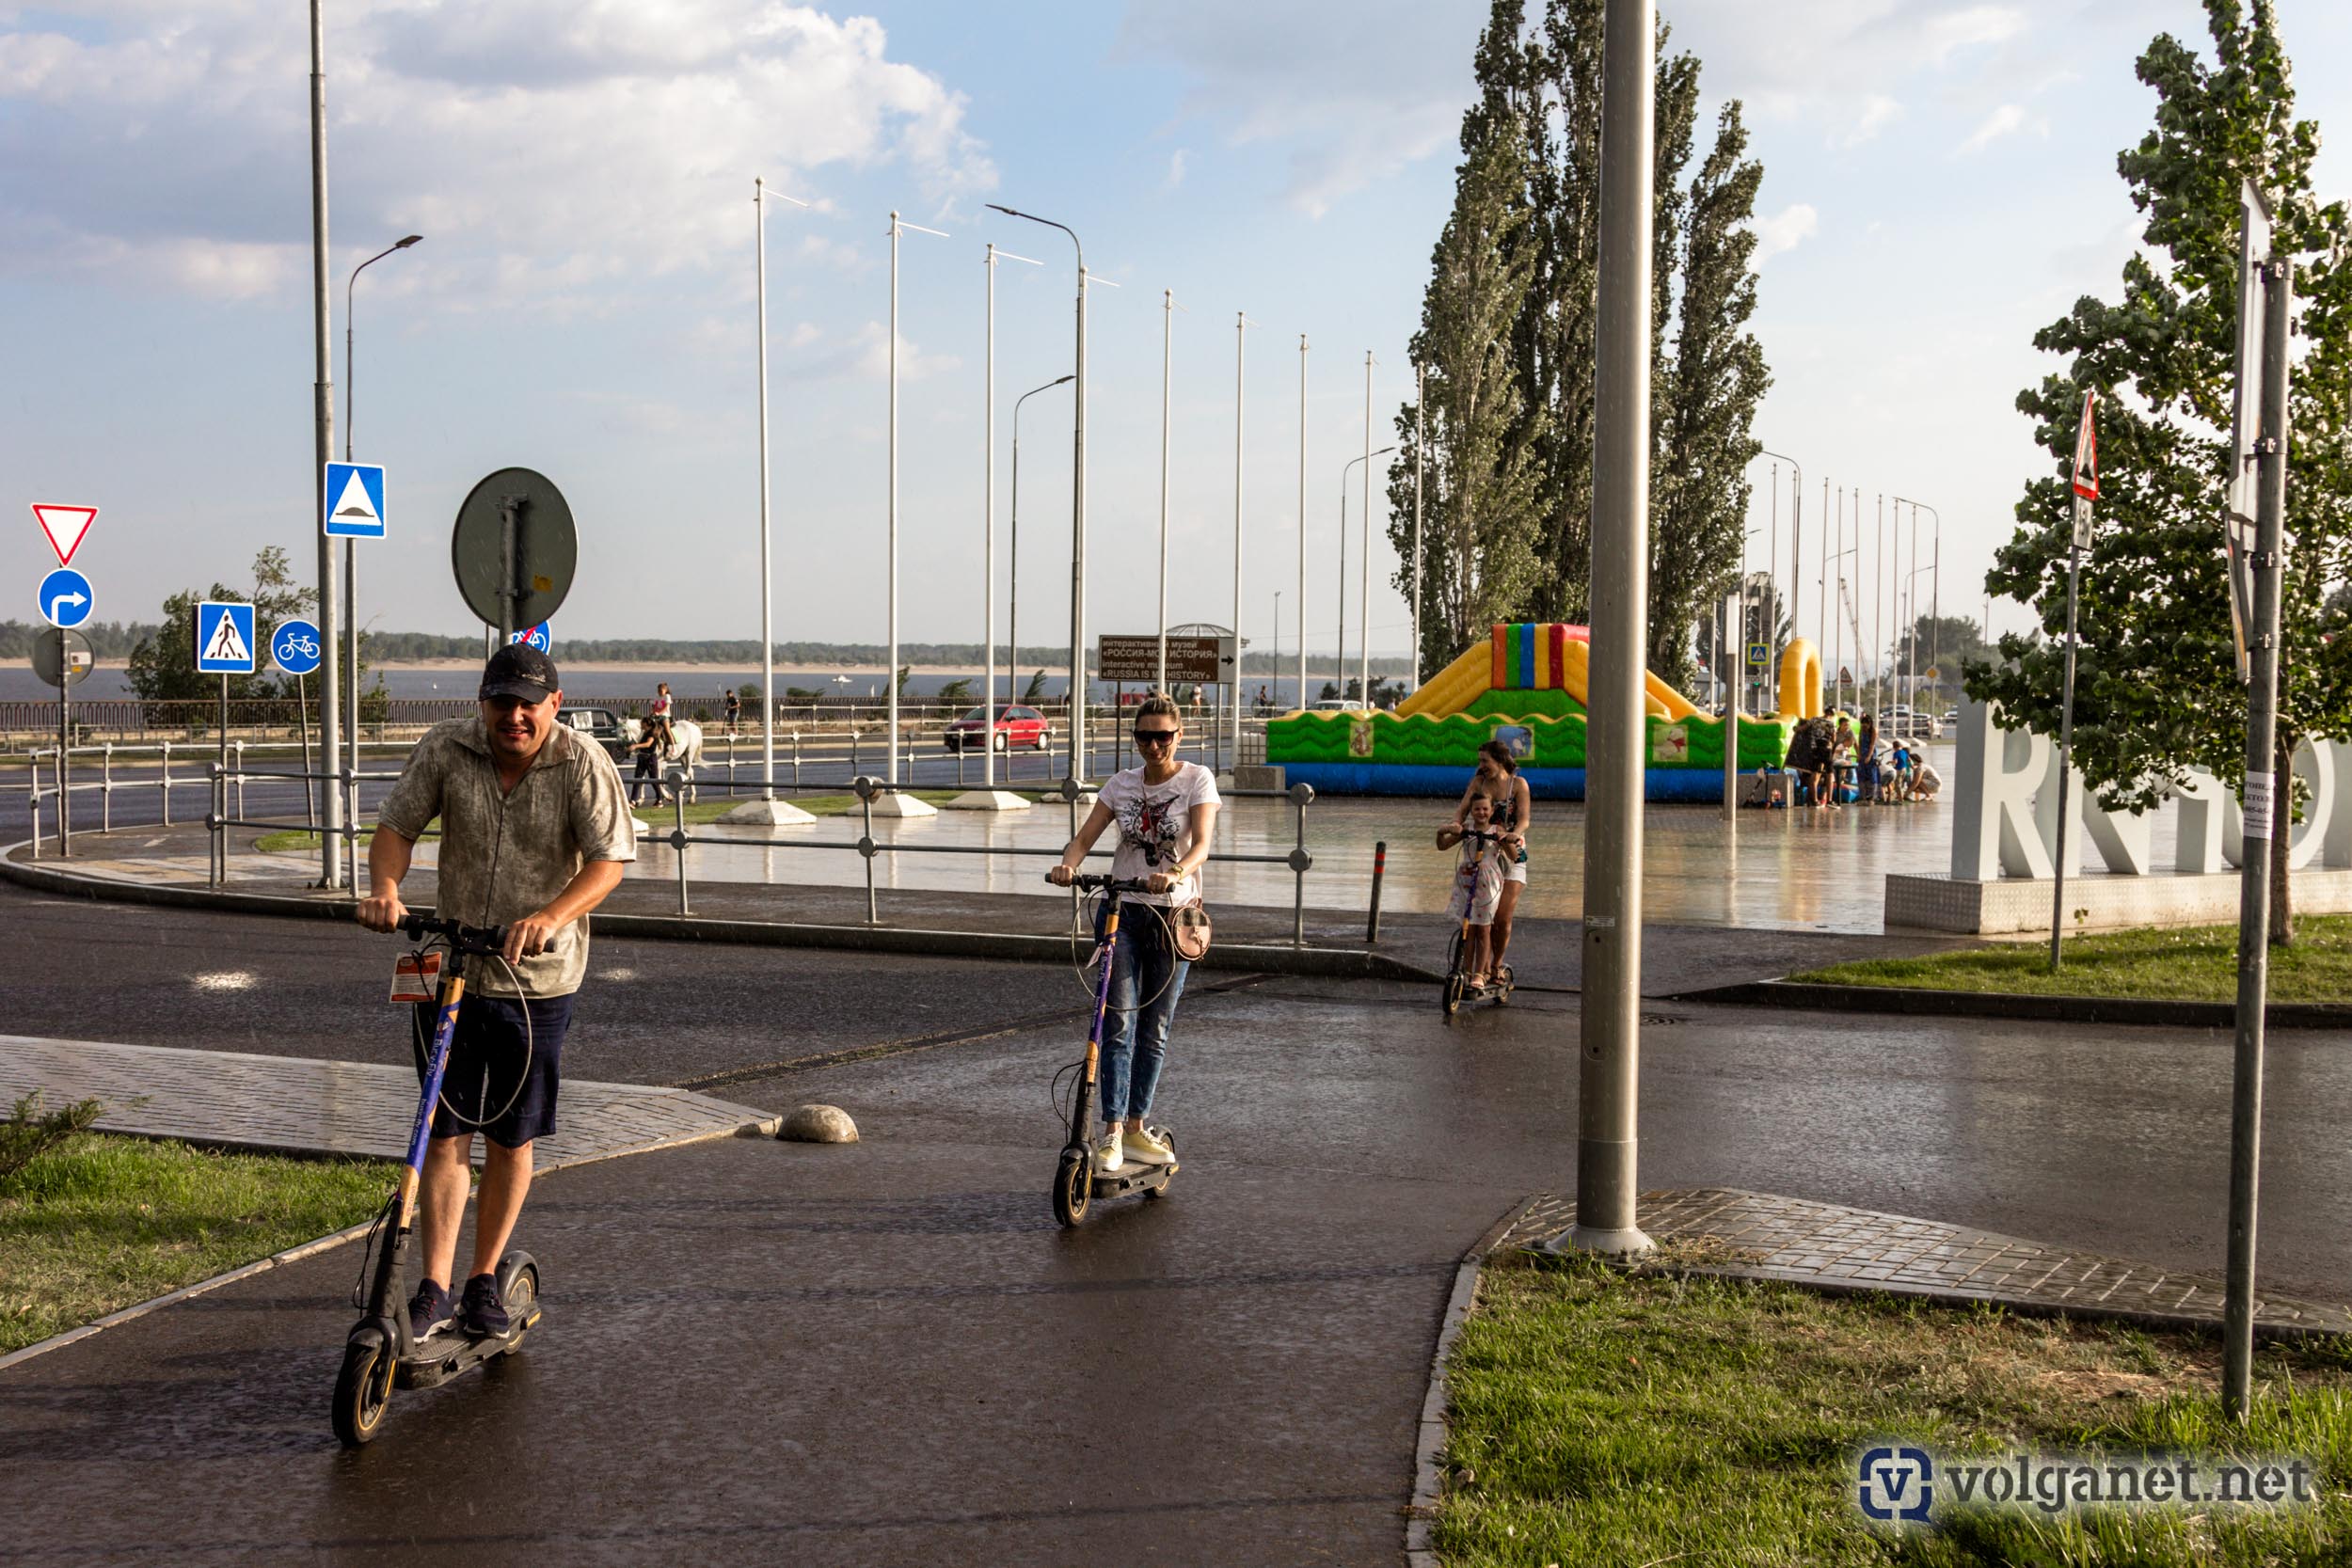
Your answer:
[1099,905,1190,1127]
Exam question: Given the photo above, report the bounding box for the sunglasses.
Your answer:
[1133,728,1180,745]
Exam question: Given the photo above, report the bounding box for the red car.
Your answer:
[944,704,1049,752]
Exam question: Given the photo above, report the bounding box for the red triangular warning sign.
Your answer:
[32,503,98,567]
[2070,390,2098,500]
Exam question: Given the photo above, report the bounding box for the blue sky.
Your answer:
[6,0,2351,673]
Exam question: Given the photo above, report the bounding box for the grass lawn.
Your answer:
[0,1133,393,1354]
[1789,915,2352,1004]
[1438,1254,2352,1566]
[252,789,1051,853]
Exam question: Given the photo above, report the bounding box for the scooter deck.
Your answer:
[396,1305,544,1390]
[1090,1161,1176,1199]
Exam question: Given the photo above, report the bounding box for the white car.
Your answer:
[1311,698,1366,712]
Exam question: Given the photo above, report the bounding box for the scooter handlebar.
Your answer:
[396,913,509,956]
[1048,873,1157,894]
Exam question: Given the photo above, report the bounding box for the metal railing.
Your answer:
[181,758,1327,946]
[652,771,1320,943]
[24,739,349,859]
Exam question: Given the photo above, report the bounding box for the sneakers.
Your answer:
[406,1278,453,1341]
[1122,1124,1176,1166]
[1090,1130,1123,1174]
[458,1273,510,1338]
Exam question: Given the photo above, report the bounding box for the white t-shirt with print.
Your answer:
[1097,761,1221,907]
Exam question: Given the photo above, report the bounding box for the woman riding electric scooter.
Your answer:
[1047,694,1220,1175]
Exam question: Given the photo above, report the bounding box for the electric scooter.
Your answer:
[1049,873,1178,1227]
[331,914,545,1447]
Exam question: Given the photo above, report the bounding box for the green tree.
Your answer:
[1966,0,2352,942]
[1391,0,1767,670]
[1648,102,1769,690]
[1388,108,1550,679]
[1893,615,1991,691]
[936,677,975,708]
[128,547,316,704]
[895,663,914,699]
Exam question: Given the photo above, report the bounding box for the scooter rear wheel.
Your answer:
[1051,1148,1091,1228]
[332,1324,395,1447]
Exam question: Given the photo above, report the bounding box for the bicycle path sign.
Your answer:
[273,618,324,676]
[196,601,257,674]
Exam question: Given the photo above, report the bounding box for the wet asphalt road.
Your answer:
[4,882,2351,1561]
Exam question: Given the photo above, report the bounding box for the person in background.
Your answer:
[1829,718,1857,809]
[1450,740,1532,985]
[1857,712,1883,804]
[651,682,674,721]
[1436,793,1505,988]
[723,688,741,735]
[628,715,672,807]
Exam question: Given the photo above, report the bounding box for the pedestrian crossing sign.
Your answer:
[324,462,388,539]
[196,600,257,674]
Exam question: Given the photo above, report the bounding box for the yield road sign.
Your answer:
[325,462,388,538]
[39,567,92,628]
[196,600,257,674]
[273,618,325,675]
[508,622,553,656]
[31,503,97,566]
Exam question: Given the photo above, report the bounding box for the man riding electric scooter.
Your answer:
[355,643,634,1341]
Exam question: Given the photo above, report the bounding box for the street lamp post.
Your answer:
[1893,497,1941,703]
[1755,449,1802,711]
[988,204,1094,780]
[1359,350,1377,706]
[755,179,809,809]
[885,211,949,798]
[1156,290,1189,691]
[1010,374,1074,721]
[343,233,421,807]
[1411,362,1426,691]
[1231,312,1255,772]
[1337,446,1396,705]
[983,243,1042,795]
[307,0,342,892]
[1296,334,1309,712]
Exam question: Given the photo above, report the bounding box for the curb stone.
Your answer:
[1674,978,2352,1031]
[0,842,1442,984]
[1405,1196,1541,1567]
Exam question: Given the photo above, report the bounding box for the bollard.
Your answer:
[102,742,114,832]
[851,729,861,773]
[1289,781,1316,947]
[1366,840,1387,943]
[207,765,223,889]
[855,774,879,924]
[233,739,246,819]
[26,753,42,861]
[672,770,692,916]
[160,739,172,826]
[792,730,802,788]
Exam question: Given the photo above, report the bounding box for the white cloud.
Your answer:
[1164,149,1189,192]
[1833,94,1904,150]
[1925,5,2027,61]
[1115,0,1477,216]
[1957,103,2033,155]
[1751,202,1820,267]
[0,1,994,308]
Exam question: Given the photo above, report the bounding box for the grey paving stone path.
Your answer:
[0,1035,777,1168]
[1506,1187,2352,1336]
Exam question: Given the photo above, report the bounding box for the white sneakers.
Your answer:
[1121,1124,1176,1165]
[1092,1124,1178,1173]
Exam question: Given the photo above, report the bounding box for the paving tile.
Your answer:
[0,1035,772,1169]
[1509,1187,2352,1336]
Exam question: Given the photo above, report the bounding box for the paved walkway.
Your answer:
[0,1036,777,1169]
[1504,1188,2352,1335]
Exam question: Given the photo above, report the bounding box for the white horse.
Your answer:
[621,717,705,802]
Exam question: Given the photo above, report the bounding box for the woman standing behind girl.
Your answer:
[1449,740,1532,986]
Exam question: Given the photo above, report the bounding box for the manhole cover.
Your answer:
[1640,1014,1691,1026]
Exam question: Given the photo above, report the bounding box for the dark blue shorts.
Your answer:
[413,991,575,1148]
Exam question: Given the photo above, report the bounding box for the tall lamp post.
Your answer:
[1010,374,1074,718]
[1337,446,1395,704]
[1410,362,1426,691]
[1231,312,1256,772]
[989,204,1096,779]
[884,211,949,801]
[1156,289,1189,690]
[1358,350,1378,706]
[1296,334,1309,711]
[754,179,808,813]
[1755,449,1802,711]
[343,233,421,806]
[982,243,1042,797]
[1892,497,1940,703]
[307,0,342,892]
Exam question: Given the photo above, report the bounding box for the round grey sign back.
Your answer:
[34,627,94,689]
[452,467,578,630]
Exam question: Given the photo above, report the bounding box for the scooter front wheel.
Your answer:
[1051,1148,1092,1228]
[332,1323,395,1447]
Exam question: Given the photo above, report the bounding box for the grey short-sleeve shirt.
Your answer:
[376,715,636,997]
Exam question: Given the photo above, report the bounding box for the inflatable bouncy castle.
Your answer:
[1266,622,1824,801]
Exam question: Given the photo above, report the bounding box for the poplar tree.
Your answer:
[1966,0,2352,941]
